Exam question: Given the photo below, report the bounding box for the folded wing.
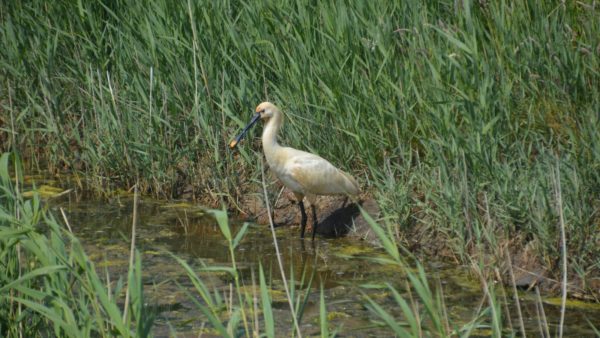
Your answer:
[287,152,359,196]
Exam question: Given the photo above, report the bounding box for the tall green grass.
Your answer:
[0,152,153,337]
[1,1,599,293]
[0,151,317,337]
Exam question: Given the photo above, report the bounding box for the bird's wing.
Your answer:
[287,152,358,196]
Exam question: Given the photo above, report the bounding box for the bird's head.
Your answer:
[255,101,278,120]
[229,102,279,149]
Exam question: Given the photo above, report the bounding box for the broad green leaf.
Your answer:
[320,285,329,338]
[232,222,250,249]
[211,209,231,242]
[0,265,66,294]
[259,263,274,338]
[359,207,399,262]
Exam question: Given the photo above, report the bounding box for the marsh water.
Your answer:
[49,195,600,337]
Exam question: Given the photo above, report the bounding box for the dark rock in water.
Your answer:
[508,240,548,290]
[513,267,546,289]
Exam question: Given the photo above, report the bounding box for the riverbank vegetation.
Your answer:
[2,0,599,322]
[6,152,598,336]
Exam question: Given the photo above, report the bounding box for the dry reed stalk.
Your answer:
[122,181,139,322]
[554,164,567,338]
[505,248,526,337]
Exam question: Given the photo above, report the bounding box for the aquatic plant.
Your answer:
[172,206,316,337]
[0,152,155,337]
[0,150,324,336]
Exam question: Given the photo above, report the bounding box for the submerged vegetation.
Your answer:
[1,0,600,333]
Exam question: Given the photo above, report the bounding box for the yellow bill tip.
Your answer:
[229,140,238,149]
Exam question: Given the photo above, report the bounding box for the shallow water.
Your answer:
[50,195,600,337]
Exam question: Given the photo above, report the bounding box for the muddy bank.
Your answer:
[231,170,381,243]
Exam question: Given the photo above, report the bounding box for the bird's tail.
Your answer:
[340,170,360,196]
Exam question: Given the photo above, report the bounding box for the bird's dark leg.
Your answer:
[299,200,308,238]
[341,196,349,208]
[311,205,319,240]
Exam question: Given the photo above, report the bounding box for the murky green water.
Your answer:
[50,195,600,337]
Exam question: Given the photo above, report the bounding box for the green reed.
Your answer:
[1,0,599,297]
[0,152,153,337]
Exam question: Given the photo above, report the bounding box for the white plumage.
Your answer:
[230,102,359,239]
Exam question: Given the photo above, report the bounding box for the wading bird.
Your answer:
[230,102,359,240]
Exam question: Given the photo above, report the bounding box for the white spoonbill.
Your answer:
[230,102,359,240]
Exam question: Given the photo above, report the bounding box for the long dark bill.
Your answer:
[229,112,261,149]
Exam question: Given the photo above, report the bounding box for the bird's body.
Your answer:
[230,102,359,239]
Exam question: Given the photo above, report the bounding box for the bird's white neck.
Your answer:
[262,110,283,159]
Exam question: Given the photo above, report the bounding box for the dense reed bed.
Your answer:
[2,0,599,299]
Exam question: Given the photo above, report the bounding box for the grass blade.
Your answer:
[259,263,274,338]
[319,285,329,338]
